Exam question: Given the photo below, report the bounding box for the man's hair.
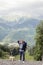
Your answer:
[17,40,19,43]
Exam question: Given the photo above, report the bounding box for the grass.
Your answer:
[0,51,34,61]
[25,51,34,60]
[14,51,34,61]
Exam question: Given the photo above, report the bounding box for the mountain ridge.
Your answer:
[0,17,40,46]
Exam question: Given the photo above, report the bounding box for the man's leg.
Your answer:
[23,51,25,61]
[20,52,22,60]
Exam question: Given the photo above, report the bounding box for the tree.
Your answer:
[34,21,43,61]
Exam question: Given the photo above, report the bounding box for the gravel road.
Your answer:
[0,59,43,65]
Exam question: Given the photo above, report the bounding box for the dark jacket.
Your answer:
[17,41,27,52]
[22,42,27,51]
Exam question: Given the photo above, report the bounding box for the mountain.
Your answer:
[0,17,40,46]
[11,18,39,29]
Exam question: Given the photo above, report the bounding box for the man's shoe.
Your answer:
[23,61,25,63]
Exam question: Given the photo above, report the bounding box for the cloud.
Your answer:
[0,0,43,20]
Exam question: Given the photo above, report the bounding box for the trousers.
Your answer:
[19,51,25,61]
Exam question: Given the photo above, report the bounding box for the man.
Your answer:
[17,40,27,63]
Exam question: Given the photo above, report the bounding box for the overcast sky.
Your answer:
[0,0,43,21]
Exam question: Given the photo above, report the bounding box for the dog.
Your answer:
[9,56,15,61]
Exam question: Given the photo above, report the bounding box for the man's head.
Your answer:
[17,40,24,44]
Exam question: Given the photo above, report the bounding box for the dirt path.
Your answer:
[0,59,43,65]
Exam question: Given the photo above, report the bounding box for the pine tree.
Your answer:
[34,21,43,61]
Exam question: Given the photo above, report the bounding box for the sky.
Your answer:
[0,0,43,21]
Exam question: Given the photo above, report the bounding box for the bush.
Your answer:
[0,49,8,57]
